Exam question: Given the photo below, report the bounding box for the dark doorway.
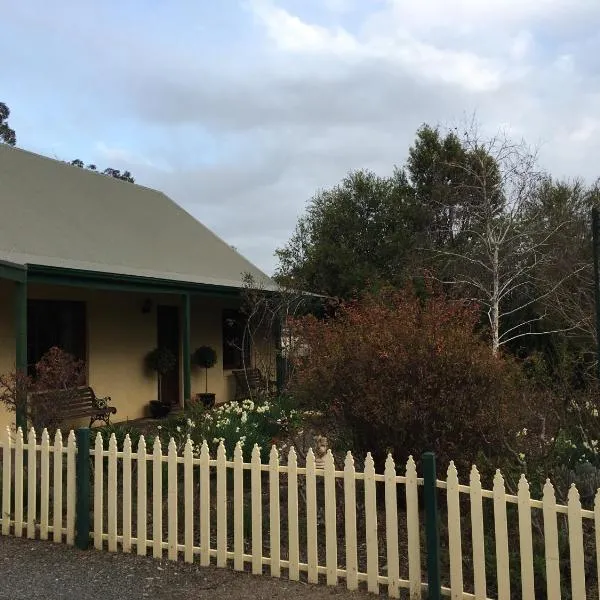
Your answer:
[157,305,181,406]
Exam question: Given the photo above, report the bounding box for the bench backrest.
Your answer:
[30,386,98,418]
[232,368,265,398]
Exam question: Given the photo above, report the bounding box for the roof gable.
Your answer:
[0,144,273,289]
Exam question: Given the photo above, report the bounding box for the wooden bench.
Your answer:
[232,368,277,401]
[30,386,117,428]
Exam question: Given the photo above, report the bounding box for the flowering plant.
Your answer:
[155,395,302,460]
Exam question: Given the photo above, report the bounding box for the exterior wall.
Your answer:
[0,282,275,431]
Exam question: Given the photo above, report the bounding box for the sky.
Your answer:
[2,0,600,276]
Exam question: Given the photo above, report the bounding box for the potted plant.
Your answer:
[192,345,218,408]
[145,346,177,418]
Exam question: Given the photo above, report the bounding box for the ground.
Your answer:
[0,537,372,600]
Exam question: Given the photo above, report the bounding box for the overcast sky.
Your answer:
[2,0,600,275]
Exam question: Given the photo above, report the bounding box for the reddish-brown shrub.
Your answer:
[0,347,85,432]
[288,284,538,472]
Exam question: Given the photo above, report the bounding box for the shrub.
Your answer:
[287,284,544,473]
[155,395,303,460]
[0,346,85,433]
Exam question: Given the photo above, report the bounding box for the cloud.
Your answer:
[2,0,600,275]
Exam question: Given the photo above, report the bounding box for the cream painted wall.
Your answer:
[0,282,275,431]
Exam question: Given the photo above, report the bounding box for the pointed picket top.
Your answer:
[406,455,417,478]
[306,447,316,468]
[543,478,555,499]
[447,460,459,484]
[108,432,118,452]
[123,434,132,454]
[5,425,11,443]
[94,431,103,451]
[595,487,600,509]
[269,444,279,466]
[28,427,36,447]
[344,450,355,471]
[137,434,146,454]
[183,437,193,459]
[67,429,76,446]
[54,428,63,446]
[251,443,261,462]
[287,446,297,467]
[15,426,23,445]
[168,436,177,456]
[568,483,581,505]
[470,465,481,486]
[153,436,162,457]
[217,440,226,460]
[41,428,49,446]
[493,468,505,490]
[323,448,335,470]
[233,441,243,462]
[200,439,209,458]
[518,473,530,494]
[364,452,375,476]
[384,453,395,475]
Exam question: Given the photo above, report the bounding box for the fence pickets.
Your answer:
[1,426,599,599]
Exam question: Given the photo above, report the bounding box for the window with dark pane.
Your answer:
[27,300,87,377]
[222,309,250,370]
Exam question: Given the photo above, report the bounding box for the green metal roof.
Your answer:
[0,144,274,290]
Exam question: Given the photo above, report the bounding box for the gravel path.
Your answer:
[0,537,372,600]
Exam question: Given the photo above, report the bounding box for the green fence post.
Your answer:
[75,428,91,550]
[423,451,441,600]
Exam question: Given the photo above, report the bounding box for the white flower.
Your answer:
[518,453,525,461]
[593,409,599,418]
[241,412,248,424]
[213,437,220,444]
[176,426,181,433]
[157,425,162,430]
[186,418,195,428]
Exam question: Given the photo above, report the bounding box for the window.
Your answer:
[27,300,87,376]
[222,309,250,370]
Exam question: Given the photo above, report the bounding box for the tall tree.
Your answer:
[0,102,16,146]
[275,169,424,298]
[424,126,583,354]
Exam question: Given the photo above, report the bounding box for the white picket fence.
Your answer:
[0,426,598,599]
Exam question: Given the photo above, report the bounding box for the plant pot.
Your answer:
[149,400,171,419]
[198,393,216,408]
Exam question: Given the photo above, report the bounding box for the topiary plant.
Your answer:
[145,347,176,404]
[192,346,217,394]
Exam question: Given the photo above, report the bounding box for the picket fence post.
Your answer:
[75,428,91,550]
[422,452,441,600]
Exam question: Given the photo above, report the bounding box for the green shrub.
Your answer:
[156,395,302,460]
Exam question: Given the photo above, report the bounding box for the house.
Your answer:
[0,143,276,429]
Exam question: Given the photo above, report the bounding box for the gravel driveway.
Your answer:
[0,537,373,600]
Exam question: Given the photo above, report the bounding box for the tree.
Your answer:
[70,159,135,183]
[422,126,584,355]
[275,169,425,298]
[0,102,16,146]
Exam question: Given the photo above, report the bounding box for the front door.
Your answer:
[157,305,181,406]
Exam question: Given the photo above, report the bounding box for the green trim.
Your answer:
[182,293,191,403]
[15,280,27,430]
[26,264,247,298]
[0,260,27,283]
[423,452,441,600]
[75,428,91,550]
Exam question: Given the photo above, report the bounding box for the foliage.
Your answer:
[69,159,135,183]
[0,102,16,146]
[145,347,176,375]
[0,347,86,432]
[287,283,545,473]
[155,396,303,461]
[191,346,217,369]
[275,169,425,298]
[97,421,142,452]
